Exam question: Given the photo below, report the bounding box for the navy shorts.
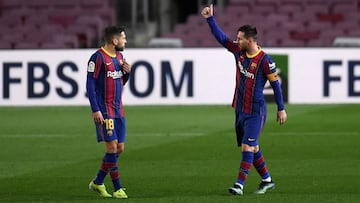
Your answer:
[95,117,126,143]
[235,105,266,147]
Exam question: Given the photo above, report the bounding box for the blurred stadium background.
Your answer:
[0,0,360,49]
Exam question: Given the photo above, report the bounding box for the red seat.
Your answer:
[76,15,105,43]
[14,42,39,49]
[40,42,67,49]
[52,0,79,9]
[333,20,360,34]
[281,38,306,47]
[27,0,50,10]
[317,13,344,23]
[306,21,333,32]
[0,41,13,49]
[290,31,319,41]
[53,34,79,48]
[1,0,25,10]
[0,13,24,27]
[65,24,96,48]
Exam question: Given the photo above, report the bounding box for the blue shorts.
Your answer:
[95,117,126,143]
[235,104,266,147]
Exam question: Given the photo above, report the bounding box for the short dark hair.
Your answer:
[104,26,125,43]
[237,25,257,40]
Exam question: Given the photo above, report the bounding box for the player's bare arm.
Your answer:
[201,4,213,18]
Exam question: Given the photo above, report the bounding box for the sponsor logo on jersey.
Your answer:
[238,62,255,79]
[107,70,123,79]
[87,61,95,72]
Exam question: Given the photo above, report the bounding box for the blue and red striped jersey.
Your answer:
[86,47,129,118]
[207,16,284,114]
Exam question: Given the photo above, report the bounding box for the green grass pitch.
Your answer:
[0,104,359,202]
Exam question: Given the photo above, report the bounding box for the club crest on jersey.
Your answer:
[107,70,123,79]
[87,61,95,72]
[238,62,255,79]
[250,62,258,70]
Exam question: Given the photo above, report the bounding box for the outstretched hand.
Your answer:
[201,4,214,18]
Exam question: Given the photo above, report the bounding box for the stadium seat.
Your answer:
[278,2,303,17]
[281,38,306,47]
[200,37,221,47]
[280,21,306,32]
[317,13,344,24]
[80,0,104,8]
[225,4,251,16]
[0,25,12,36]
[291,31,319,42]
[1,33,24,44]
[304,4,329,14]
[266,13,289,24]
[40,42,67,49]
[182,38,202,47]
[252,4,277,16]
[0,0,116,49]
[348,29,360,37]
[263,31,286,46]
[39,24,65,36]
[65,24,96,48]
[306,21,333,32]
[12,23,37,33]
[306,0,330,5]
[0,41,13,49]
[333,20,360,34]
[53,34,79,48]
[24,30,52,46]
[229,0,253,8]
[186,14,205,28]
[52,0,79,9]
[319,29,346,45]
[48,11,77,27]
[332,3,358,14]
[13,42,39,49]
[263,38,281,47]
[27,0,50,10]
[306,38,328,47]
[1,0,25,11]
[0,13,24,28]
[76,15,105,45]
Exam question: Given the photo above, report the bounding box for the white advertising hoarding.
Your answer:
[0,49,236,106]
[0,48,359,106]
[287,48,360,103]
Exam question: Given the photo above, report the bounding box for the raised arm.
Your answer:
[201,4,239,52]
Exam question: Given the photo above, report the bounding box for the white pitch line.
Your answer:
[129,132,206,137]
[0,134,71,138]
[266,131,359,136]
[0,132,207,138]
